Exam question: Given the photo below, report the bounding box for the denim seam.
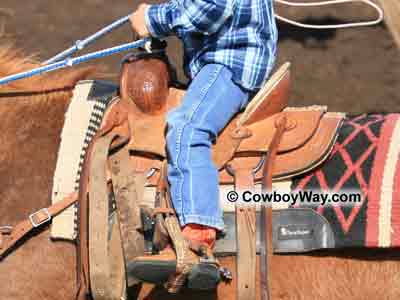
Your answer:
[186,68,228,212]
[174,64,224,216]
[180,214,225,230]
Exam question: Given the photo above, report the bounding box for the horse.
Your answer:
[0,44,96,300]
[0,44,400,300]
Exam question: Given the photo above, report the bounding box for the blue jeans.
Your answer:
[166,64,251,230]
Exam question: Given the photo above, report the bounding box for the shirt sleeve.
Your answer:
[145,0,235,39]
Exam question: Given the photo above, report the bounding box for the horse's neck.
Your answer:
[0,92,71,224]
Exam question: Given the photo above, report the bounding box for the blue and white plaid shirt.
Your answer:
[145,0,278,91]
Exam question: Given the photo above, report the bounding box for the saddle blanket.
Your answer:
[51,80,117,240]
[274,114,400,252]
[50,80,400,250]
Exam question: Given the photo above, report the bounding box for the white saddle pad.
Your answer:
[50,80,117,240]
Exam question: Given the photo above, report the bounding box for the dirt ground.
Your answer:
[1,0,399,114]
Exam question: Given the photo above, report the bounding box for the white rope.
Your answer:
[274,0,384,29]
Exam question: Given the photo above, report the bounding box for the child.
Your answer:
[130,0,277,288]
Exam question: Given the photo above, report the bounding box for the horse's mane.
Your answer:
[0,43,97,98]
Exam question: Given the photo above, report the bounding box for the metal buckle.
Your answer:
[219,267,233,282]
[29,208,51,228]
[0,226,12,234]
[146,168,157,179]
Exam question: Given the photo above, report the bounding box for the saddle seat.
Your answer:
[120,61,344,184]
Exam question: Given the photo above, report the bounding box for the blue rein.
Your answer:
[43,14,132,64]
[0,15,152,86]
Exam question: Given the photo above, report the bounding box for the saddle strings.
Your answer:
[274,0,384,29]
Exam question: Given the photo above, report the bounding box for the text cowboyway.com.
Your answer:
[226,190,362,206]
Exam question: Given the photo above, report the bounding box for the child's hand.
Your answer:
[130,4,150,38]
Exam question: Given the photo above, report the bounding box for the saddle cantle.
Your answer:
[119,59,344,185]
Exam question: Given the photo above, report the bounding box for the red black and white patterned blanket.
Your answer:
[292,114,400,248]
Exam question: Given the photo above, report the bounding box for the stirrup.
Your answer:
[127,245,231,291]
[135,161,232,292]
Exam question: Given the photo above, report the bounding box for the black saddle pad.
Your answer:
[279,114,400,252]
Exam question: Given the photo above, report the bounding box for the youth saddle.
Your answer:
[110,54,344,300]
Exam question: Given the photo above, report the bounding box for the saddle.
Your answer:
[115,54,345,300]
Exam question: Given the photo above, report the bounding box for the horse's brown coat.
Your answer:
[0,44,94,300]
[0,45,399,300]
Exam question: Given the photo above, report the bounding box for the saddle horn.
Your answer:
[120,52,171,115]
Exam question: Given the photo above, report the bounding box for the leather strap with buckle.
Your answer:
[259,114,287,300]
[0,192,78,259]
[29,208,52,227]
